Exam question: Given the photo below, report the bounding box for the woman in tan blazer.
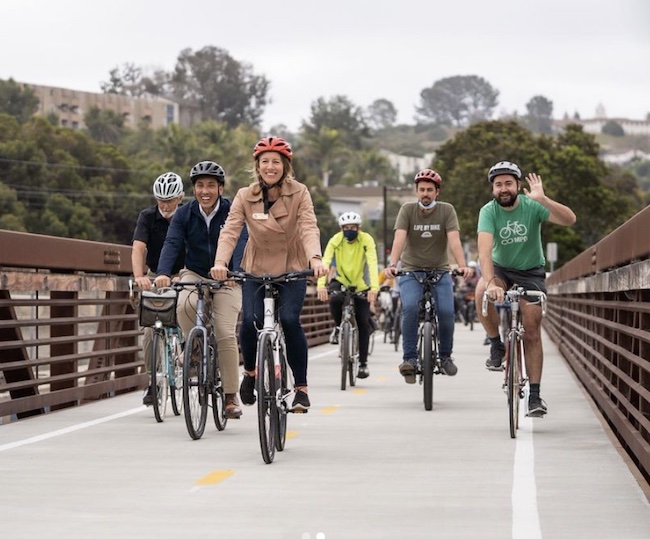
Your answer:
[211,136,327,411]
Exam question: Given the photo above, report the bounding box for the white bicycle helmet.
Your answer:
[338,211,362,227]
[153,172,184,200]
[487,161,522,183]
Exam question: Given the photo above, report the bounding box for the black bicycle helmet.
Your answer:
[189,161,225,184]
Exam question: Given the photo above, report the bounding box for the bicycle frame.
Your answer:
[332,286,363,390]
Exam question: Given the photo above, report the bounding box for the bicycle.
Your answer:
[482,286,547,438]
[397,269,458,411]
[130,281,184,423]
[229,269,314,464]
[176,280,230,440]
[330,286,368,391]
[378,285,395,344]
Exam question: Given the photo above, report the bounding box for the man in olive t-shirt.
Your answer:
[384,169,473,384]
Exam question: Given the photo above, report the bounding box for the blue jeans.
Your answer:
[398,271,456,361]
[240,279,309,386]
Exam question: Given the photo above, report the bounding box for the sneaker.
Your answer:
[527,395,548,417]
[291,389,310,412]
[357,365,369,379]
[485,340,506,371]
[440,356,458,376]
[483,336,490,346]
[329,327,340,345]
[224,394,242,419]
[399,360,416,384]
[239,373,256,405]
[142,386,154,406]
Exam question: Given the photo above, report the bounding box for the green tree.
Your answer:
[84,106,126,144]
[525,95,554,134]
[0,78,39,124]
[302,95,369,150]
[433,121,643,268]
[366,99,398,130]
[339,150,398,187]
[415,75,499,128]
[0,182,27,231]
[170,46,269,128]
[299,125,348,187]
[601,120,625,137]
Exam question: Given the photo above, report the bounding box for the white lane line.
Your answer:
[0,406,146,453]
[512,415,542,539]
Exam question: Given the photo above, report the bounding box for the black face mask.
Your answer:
[343,229,358,242]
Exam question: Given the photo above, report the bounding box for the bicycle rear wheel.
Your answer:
[183,328,208,440]
[151,331,168,423]
[340,323,350,391]
[507,331,520,438]
[275,339,289,452]
[256,333,277,464]
[421,322,434,411]
[170,330,183,416]
[211,337,228,431]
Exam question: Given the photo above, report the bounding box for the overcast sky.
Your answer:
[1,0,648,132]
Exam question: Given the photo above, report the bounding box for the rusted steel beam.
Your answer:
[0,230,133,274]
[0,268,131,293]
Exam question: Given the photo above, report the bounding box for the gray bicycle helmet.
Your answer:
[152,172,184,200]
[487,161,522,183]
[189,161,225,184]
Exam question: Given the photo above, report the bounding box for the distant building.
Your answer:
[327,185,413,224]
[380,149,436,183]
[23,82,179,130]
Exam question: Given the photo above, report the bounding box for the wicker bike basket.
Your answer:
[139,288,178,327]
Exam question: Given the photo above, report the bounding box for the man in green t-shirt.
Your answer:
[476,161,576,417]
[384,169,473,383]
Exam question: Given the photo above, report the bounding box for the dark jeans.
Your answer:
[240,279,309,386]
[329,288,372,365]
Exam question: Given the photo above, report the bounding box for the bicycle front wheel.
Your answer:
[349,325,359,387]
[256,333,277,464]
[340,323,351,391]
[211,337,227,431]
[393,309,402,352]
[183,328,208,440]
[507,331,521,438]
[151,330,168,423]
[421,322,434,411]
[170,330,183,416]
[275,339,289,452]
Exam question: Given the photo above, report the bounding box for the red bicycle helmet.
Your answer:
[253,136,293,161]
[414,168,442,185]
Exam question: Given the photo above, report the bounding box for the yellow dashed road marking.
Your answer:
[320,406,340,414]
[194,469,235,486]
[376,376,389,382]
[353,388,368,395]
[286,430,298,439]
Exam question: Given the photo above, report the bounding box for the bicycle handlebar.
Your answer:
[481,287,547,317]
[227,269,314,283]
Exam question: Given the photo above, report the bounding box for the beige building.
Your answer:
[25,82,179,130]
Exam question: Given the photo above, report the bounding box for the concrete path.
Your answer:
[1,324,649,539]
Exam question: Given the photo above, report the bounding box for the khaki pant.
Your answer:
[176,269,242,394]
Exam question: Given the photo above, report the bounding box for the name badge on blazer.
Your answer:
[252,212,269,220]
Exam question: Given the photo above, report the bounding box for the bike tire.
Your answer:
[422,322,434,411]
[170,330,183,416]
[393,310,401,352]
[183,328,208,440]
[349,325,359,387]
[468,302,475,331]
[275,339,289,452]
[340,323,351,391]
[211,335,228,431]
[256,333,276,464]
[151,330,168,423]
[508,331,520,438]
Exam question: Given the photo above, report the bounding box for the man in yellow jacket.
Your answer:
[317,212,379,378]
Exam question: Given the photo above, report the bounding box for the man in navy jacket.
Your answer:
[156,160,247,419]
